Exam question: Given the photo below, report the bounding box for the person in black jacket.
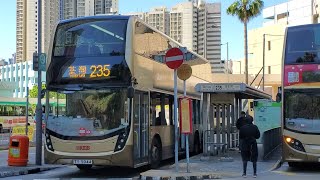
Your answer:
[239,118,260,178]
[236,111,248,151]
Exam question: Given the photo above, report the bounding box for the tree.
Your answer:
[29,84,46,98]
[227,0,264,84]
[28,85,65,99]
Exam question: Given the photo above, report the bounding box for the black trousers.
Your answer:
[243,161,257,174]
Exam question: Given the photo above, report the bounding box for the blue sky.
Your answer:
[0,0,289,60]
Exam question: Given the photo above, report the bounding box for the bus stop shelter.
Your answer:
[195,83,271,155]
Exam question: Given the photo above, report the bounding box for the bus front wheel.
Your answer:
[288,162,302,168]
[151,139,162,168]
[76,164,92,170]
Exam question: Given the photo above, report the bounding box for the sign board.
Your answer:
[165,48,184,69]
[177,64,192,81]
[253,100,281,143]
[39,53,46,71]
[12,126,35,140]
[198,84,243,92]
[179,98,193,134]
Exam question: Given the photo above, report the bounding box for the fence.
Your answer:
[203,127,239,156]
[260,127,281,159]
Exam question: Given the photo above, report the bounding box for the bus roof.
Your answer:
[59,15,131,24]
[57,15,209,67]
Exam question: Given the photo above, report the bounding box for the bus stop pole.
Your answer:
[25,87,29,136]
[174,69,179,172]
[36,0,42,166]
[184,80,190,173]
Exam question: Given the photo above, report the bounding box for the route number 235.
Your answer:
[90,64,111,78]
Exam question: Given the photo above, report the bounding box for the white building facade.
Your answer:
[263,0,320,27]
[0,62,45,98]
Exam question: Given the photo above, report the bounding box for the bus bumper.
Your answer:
[283,142,320,162]
[44,145,134,167]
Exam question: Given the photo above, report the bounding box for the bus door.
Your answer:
[133,92,149,166]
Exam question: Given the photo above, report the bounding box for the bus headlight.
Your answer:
[114,129,129,152]
[284,136,305,152]
[45,132,54,152]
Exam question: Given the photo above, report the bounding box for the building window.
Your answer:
[268,41,271,51]
[268,66,271,74]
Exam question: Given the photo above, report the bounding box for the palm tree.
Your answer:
[227,0,264,84]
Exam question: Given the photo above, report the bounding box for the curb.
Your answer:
[269,159,283,171]
[0,166,61,178]
[140,174,222,180]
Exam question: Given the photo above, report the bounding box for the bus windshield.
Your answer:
[46,88,129,138]
[285,25,320,64]
[47,19,130,87]
[284,89,320,134]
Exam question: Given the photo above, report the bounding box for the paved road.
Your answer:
[1,148,320,180]
[3,162,320,180]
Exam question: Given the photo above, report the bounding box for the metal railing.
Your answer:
[204,130,227,155]
[262,127,281,159]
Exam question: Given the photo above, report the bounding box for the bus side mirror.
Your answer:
[127,86,134,99]
[276,93,281,102]
[40,89,46,99]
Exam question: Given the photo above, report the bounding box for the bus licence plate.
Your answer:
[73,159,92,165]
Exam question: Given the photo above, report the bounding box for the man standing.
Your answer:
[236,111,247,130]
[239,118,260,178]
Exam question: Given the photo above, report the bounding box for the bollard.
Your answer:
[8,135,29,166]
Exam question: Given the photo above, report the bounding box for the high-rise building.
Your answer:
[148,7,170,35]
[197,2,222,73]
[125,0,222,74]
[16,0,26,63]
[16,0,118,63]
[61,0,118,19]
[170,2,198,51]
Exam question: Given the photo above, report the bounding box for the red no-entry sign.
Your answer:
[165,48,184,69]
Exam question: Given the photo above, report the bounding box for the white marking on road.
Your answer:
[166,55,183,62]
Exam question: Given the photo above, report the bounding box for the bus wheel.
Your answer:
[288,162,302,168]
[151,139,161,168]
[194,138,200,154]
[193,133,201,154]
[76,165,92,170]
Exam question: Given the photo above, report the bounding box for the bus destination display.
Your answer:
[66,64,111,79]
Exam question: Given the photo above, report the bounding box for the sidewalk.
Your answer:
[141,148,281,180]
[0,147,63,178]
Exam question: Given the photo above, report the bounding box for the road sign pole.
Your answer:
[174,69,179,172]
[165,47,184,172]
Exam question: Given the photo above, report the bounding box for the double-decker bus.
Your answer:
[44,15,212,169]
[282,24,320,167]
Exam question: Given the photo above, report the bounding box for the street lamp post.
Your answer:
[262,34,265,91]
[221,42,229,81]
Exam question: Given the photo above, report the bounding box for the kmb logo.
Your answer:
[76,145,90,150]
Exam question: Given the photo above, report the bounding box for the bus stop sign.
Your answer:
[165,48,184,69]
